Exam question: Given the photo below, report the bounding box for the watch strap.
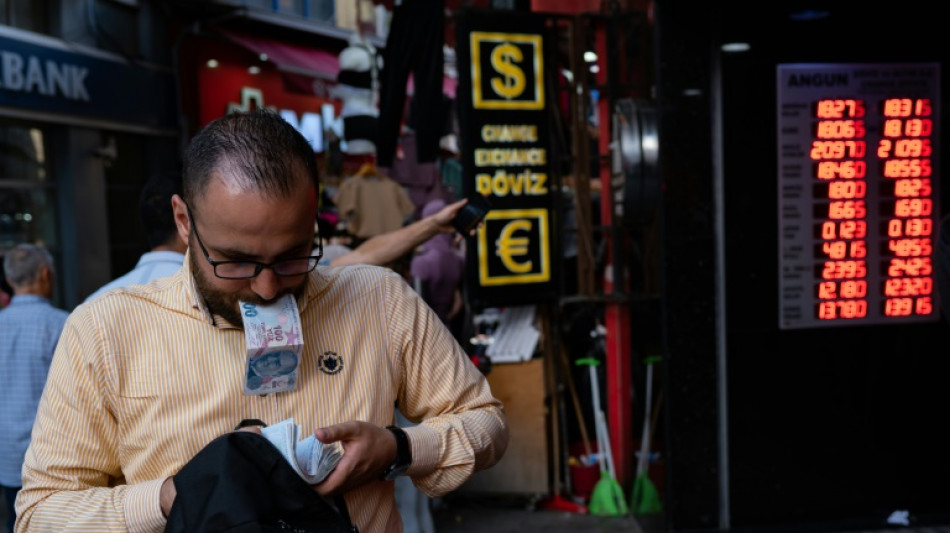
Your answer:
[381,426,411,480]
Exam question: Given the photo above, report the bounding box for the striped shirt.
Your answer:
[0,295,68,487]
[17,253,508,533]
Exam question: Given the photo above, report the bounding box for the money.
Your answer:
[241,294,304,395]
[261,418,343,485]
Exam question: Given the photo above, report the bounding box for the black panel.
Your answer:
[720,1,950,530]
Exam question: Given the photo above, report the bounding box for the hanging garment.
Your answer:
[376,0,445,167]
[334,166,417,239]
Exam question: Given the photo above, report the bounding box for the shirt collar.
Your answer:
[8,294,51,306]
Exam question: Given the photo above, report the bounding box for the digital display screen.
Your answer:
[777,63,940,329]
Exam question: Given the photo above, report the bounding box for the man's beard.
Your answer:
[190,252,306,327]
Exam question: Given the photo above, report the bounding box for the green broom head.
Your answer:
[631,473,663,514]
[589,471,629,516]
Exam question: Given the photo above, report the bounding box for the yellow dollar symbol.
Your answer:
[490,43,526,100]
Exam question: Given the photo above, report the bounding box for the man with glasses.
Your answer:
[16,109,508,533]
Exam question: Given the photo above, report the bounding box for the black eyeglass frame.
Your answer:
[185,203,323,280]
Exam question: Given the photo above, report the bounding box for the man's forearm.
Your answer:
[330,217,440,267]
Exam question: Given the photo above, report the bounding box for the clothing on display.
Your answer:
[376,0,445,167]
[334,163,417,239]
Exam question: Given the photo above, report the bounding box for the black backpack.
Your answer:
[165,431,358,533]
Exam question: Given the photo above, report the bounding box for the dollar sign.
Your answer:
[490,43,526,99]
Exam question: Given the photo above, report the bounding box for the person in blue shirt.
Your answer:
[0,243,69,532]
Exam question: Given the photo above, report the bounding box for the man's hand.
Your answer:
[159,476,176,518]
[311,421,398,496]
[431,198,469,234]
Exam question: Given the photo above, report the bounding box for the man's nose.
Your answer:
[250,268,281,301]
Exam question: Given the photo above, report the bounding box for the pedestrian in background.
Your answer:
[0,244,68,533]
[411,198,465,328]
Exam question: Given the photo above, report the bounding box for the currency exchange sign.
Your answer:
[456,11,557,308]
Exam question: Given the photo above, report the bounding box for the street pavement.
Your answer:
[432,493,646,533]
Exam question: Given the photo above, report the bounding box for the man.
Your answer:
[0,244,69,533]
[17,109,508,533]
[85,167,469,301]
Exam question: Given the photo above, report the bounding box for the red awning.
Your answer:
[219,30,340,81]
[218,29,458,97]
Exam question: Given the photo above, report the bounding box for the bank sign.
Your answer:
[456,12,556,307]
[0,28,177,130]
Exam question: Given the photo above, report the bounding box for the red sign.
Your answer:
[192,37,341,153]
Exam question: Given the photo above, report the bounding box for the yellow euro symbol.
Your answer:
[495,219,532,273]
[490,43,526,100]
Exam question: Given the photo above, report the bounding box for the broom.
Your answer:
[576,356,628,516]
[631,355,663,514]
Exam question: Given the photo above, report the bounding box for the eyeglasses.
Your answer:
[186,204,323,280]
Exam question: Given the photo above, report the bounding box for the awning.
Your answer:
[218,29,458,97]
[218,29,340,81]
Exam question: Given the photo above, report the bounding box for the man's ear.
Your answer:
[171,194,190,246]
[37,265,54,298]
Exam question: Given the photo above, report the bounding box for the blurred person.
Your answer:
[411,198,466,325]
[0,244,69,533]
[16,109,508,533]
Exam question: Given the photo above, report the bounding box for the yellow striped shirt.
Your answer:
[17,255,508,532]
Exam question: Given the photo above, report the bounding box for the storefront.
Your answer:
[0,24,179,309]
[178,28,346,154]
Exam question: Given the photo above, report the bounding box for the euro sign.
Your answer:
[490,43,526,100]
[496,219,532,273]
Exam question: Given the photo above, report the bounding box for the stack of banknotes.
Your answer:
[261,418,343,485]
[241,294,304,395]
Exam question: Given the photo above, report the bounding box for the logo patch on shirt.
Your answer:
[317,351,343,375]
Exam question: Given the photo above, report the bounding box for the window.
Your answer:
[0,0,51,33]
[0,119,60,289]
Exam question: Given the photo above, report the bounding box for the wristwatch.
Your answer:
[381,426,411,480]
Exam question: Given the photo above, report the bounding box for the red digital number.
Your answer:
[883,98,932,117]
[817,99,866,118]
[816,120,866,139]
[893,198,933,217]
[828,200,867,219]
[883,118,933,137]
[821,241,866,260]
[888,238,932,257]
[822,260,867,279]
[822,220,868,239]
[887,257,933,277]
[817,160,867,179]
[884,298,914,316]
[876,139,932,158]
[810,140,866,160]
[887,218,932,237]
[893,178,932,197]
[828,180,867,199]
[884,277,933,297]
[882,158,932,178]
